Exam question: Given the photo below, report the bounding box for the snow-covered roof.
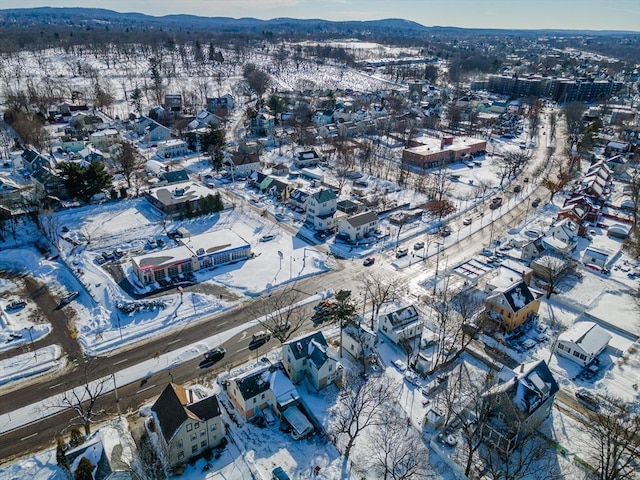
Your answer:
[558,322,612,356]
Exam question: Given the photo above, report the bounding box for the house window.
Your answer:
[191,445,198,453]
[497,412,505,422]
[177,439,183,448]
[186,423,193,432]
[211,424,217,431]
[329,364,333,371]
[253,398,256,403]
[261,393,265,399]
[190,434,197,442]
[194,422,199,429]
[178,452,184,460]
[201,440,207,448]
[573,351,581,358]
[200,430,206,437]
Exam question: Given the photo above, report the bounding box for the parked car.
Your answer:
[414,241,425,250]
[259,234,275,242]
[363,257,375,266]
[531,197,541,208]
[462,218,472,226]
[396,248,409,258]
[60,291,79,305]
[575,389,600,411]
[272,466,290,480]
[440,227,452,237]
[521,339,536,350]
[513,184,522,193]
[203,174,215,188]
[4,300,27,311]
[490,197,503,209]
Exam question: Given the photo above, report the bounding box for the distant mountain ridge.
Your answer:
[0,7,637,36]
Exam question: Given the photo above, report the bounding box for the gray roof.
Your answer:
[346,211,378,228]
[311,189,337,203]
[286,331,328,360]
[502,281,537,312]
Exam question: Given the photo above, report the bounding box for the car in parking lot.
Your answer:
[203,174,215,187]
[60,291,79,305]
[531,197,541,208]
[521,339,536,350]
[395,248,409,258]
[413,241,425,250]
[272,467,290,480]
[462,218,472,226]
[259,234,275,242]
[363,257,375,266]
[439,227,451,237]
[4,300,27,311]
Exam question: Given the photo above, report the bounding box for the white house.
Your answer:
[306,189,338,231]
[342,323,376,362]
[224,153,261,179]
[377,303,423,345]
[555,322,612,367]
[294,149,321,168]
[89,128,119,148]
[337,211,379,243]
[157,139,188,158]
[226,364,298,419]
[281,331,342,391]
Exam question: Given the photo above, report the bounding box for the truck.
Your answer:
[282,405,314,440]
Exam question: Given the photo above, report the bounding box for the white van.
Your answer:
[252,331,270,343]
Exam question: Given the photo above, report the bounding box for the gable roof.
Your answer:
[380,304,419,327]
[487,360,559,417]
[558,322,612,356]
[310,189,337,203]
[159,170,189,184]
[285,331,328,360]
[231,152,260,166]
[501,281,538,312]
[233,366,274,400]
[151,383,221,443]
[346,211,378,228]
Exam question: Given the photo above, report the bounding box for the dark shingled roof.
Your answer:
[502,281,536,313]
[286,331,328,360]
[152,383,221,443]
[234,367,273,400]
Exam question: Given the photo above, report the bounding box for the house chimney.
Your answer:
[520,363,525,373]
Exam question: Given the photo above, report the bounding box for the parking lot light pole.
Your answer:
[28,326,37,360]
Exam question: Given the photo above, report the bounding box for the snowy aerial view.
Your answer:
[0,2,638,480]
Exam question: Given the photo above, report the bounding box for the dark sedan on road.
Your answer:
[200,347,226,368]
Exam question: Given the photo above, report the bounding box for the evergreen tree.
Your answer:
[74,457,94,480]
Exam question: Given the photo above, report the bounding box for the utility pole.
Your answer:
[27,326,37,360]
[112,372,121,418]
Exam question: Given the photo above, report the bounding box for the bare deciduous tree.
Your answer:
[359,272,402,328]
[249,283,308,344]
[329,372,396,457]
[366,408,431,480]
[583,397,640,480]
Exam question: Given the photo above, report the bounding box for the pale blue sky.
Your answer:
[1,0,639,31]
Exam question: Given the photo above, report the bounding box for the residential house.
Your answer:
[164,94,183,112]
[558,195,601,229]
[60,136,86,153]
[555,322,612,367]
[287,189,309,212]
[151,383,225,467]
[188,110,222,130]
[306,189,338,231]
[226,363,299,419]
[480,360,559,454]
[64,431,134,480]
[224,153,261,179]
[145,121,172,143]
[157,169,190,186]
[21,149,50,172]
[157,139,188,158]
[486,281,542,332]
[206,95,234,112]
[582,247,610,269]
[338,121,357,137]
[541,218,579,257]
[78,145,106,163]
[250,112,275,136]
[342,323,376,362]
[89,128,119,149]
[271,163,289,176]
[0,176,29,209]
[313,110,335,126]
[337,211,379,243]
[377,304,423,345]
[293,150,321,169]
[336,199,361,215]
[281,331,342,391]
[31,166,68,200]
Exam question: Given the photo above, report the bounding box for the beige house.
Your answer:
[151,383,225,467]
[226,364,299,419]
[337,211,379,243]
[486,281,542,332]
[282,331,342,391]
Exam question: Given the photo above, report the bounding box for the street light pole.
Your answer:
[433,242,443,295]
